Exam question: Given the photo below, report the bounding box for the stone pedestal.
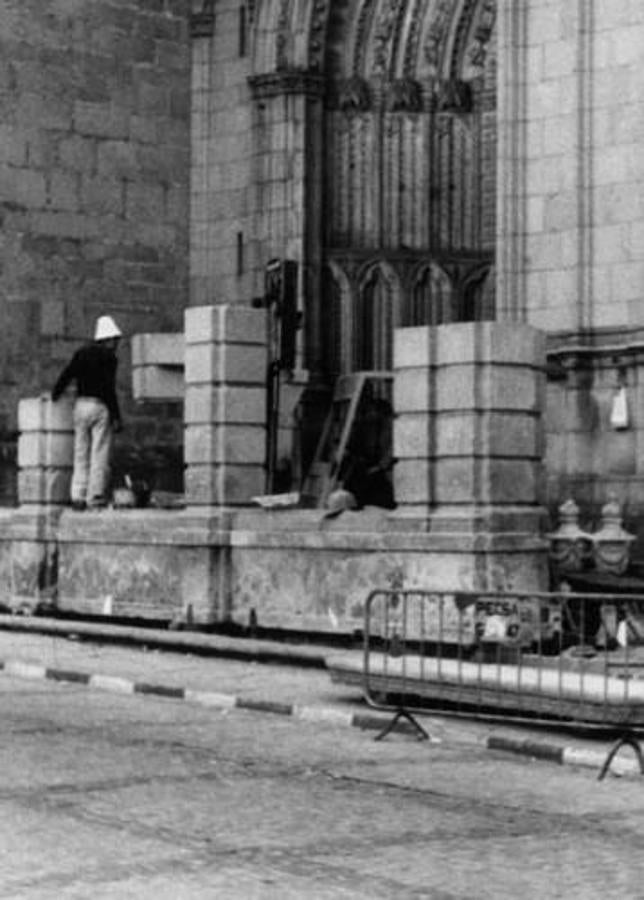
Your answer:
[183,305,267,506]
[391,322,548,591]
[56,509,233,624]
[17,396,73,506]
[4,396,74,610]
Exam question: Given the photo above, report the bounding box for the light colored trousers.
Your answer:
[71,397,112,506]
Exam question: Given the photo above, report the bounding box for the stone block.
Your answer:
[598,430,636,477]
[562,431,595,476]
[434,365,541,412]
[435,412,540,458]
[184,423,265,465]
[433,459,542,505]
[125,181,165,221]
[11,537,58,606]
[393,415,432,459]
[180,545,230,622]
[18,468,72,505]
[393,459,432,505]
[132,366,184,401]
[18,432,74,468]
[184,342,267,386]
[393,368,431,413]
[185,305,265,346]
[184,385,265,425]
[131,334,185,368]
[184,463,265,505]
[431,323,544,367]
[18,397,73,433]
[393,326,434,369]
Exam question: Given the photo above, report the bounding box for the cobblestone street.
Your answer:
[2,633,644,897]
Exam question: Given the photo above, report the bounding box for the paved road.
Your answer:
[2,648,644,898]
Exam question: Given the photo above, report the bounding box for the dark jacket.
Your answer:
[52,342,121,424]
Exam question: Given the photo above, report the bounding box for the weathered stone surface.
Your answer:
[18,468,72,506]
[433,459,543,506]
[184,385,266,425]
[132,366,184,401]
[392,459,432,505]
[185,306,265,346]
[18,397,73,433]
[434,412,540,458]
[184,343,268,385]
[131,333,184,367]
[184,424,265,466]
[18,433,74,469]
[393,326,434,369]
[434,365,542,412]
[184,464,265,506]
[392,369,431,413]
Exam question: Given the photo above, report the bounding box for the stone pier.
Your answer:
[0,314,549,632]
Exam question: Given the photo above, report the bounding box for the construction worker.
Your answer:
[51,315,123,510]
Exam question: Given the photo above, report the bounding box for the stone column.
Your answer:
[393,322,546,539]
[184,304,267,507]
[9,396,74,611]
[17,397,73,506]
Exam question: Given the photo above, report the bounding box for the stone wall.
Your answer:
[546,344,644,555]
[0,0,191,501]
[498,1,644,333]
[191,0,256,308]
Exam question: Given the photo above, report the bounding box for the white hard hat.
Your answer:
[324,488,357,518]
[94,315,122,341]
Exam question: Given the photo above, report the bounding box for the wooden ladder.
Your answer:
[302,371,392,508]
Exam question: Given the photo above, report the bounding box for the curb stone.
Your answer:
[0,614,328,669]
[0,656,638,778]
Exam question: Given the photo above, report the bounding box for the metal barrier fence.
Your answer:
[360,589,644,777]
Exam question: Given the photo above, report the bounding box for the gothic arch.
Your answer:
[354,261,402,370]
[320,0,496,85]
[405,261,453,325]
[321,261,353,377]
[461,263,495,321]
[250,0,497,83]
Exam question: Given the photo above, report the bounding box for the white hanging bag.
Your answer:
[610,386,629,430]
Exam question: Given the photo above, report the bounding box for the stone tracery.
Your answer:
[250,0,497,380]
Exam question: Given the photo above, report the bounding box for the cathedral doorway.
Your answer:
[318,0,497,381]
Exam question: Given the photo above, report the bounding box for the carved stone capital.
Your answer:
[337,76,371,113]
[248,71,326,100]
[386,78,423,113]
[434,78,472,113]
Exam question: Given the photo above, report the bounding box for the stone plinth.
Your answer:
[56,508,232,624]
[9,396,72,611]
[131,333,184,401]
[17,396,73,506]
[391,322,548,590]
[229,507,547,632]
[184,305,267,506]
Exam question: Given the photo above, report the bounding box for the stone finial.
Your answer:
[592,494,635,575]
[546,498,593,573]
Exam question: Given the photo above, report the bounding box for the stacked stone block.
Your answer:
[184,306,267,506]
[17,397,73,507]
[393,322,546,527]
[498,2,644,332]
[131,332,184,401]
